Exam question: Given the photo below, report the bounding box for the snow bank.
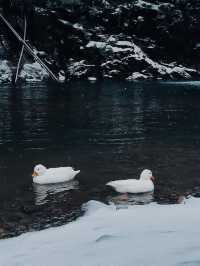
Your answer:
[1,197,200,266]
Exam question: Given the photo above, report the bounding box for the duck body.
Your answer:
[33,165,80,185]
[106,169,155,194]
[106,179,154,193]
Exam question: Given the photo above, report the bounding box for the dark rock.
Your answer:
[21,204,41,214]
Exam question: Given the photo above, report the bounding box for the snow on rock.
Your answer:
[110,46,132,53]
[107,36,116,43]
[126,72,149,80]
[58,19,72,26]
[86,40,133,53]
[73,23,84,30]
[86,36,198,80]
[116,41,134,47]
[135,0,161,11]
[86,41,107,49]
[1,197,200,266]
[59,19,84,32]
[19,62,49,82]
[0,59,49,84]
[0,60,12,83]
[67,59,95,79]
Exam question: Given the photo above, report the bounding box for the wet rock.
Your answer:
[21,204,42,214]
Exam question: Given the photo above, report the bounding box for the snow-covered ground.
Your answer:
[0,197,200,266]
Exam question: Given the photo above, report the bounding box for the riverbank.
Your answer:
[1,0,200,82]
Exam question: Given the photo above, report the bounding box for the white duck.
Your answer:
[106,169,155,193]
[32,164,80,185]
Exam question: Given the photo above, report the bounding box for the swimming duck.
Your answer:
[32,164,80,185]
[106,169,155,193]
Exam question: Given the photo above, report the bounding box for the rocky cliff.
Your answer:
[0,0,200,82]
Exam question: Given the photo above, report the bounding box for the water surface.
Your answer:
[1,80,200,237]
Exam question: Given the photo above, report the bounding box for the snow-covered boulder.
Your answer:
[86,36,199,80]
[19,62,49,82]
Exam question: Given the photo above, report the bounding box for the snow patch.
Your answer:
[86,40,134,55]
[58,70,66,82]
[0,60,12,83]
[58,19,71,26]
[116,41,134,47]
[88,76,97,82]
[86,41,107,49]
[73,23,84,30]
[58,20,84,31]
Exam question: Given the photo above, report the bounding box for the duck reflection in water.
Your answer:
[108,192,154,207]
[33,180,79,205]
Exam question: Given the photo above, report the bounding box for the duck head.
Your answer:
[32,164,47,177]
[140,169,155,182]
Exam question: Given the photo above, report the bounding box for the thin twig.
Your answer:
[14,15,27,84]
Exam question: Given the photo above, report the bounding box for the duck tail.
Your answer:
[74,170,80,175]
[106,181,113,187]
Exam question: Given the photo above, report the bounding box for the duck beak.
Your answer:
[151,176,155,181]
[32,171,38,177]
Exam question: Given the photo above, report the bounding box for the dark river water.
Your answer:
[1,80,200,238]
